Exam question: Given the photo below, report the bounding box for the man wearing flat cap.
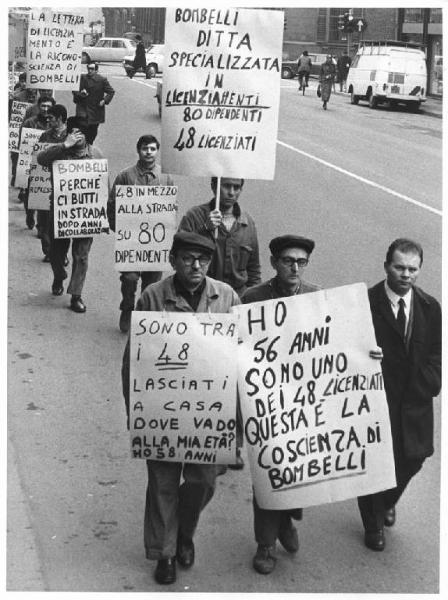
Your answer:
[241,234,320,575]
[121,231,240,585]
[37,116,104,313]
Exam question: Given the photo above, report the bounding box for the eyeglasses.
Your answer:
[180,253,211,267]
[278,257,309,268]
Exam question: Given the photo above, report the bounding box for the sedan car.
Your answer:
[82,37,137,64]
[281,52,336,79]
[123,44,164,79]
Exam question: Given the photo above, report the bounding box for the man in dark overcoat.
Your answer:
[72,62,115,145]
[358,238,441,551]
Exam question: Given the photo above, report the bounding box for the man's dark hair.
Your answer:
[66,116,88,136]
[48,104,67,122]
[385,238,423,266]
[137,134,160,151]
[303,50,309,56]
[210,177,244,192]
[38,95,55,106]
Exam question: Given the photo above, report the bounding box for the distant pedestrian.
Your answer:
[319,55,336,110]
[37,116,104,313]
[72,62,115,145]
[337,52,352,92]
[358,238,441,552]
[297,50,312,91]
[107,134,174,333]
[131,34,147,78]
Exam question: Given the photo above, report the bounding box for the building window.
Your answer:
[430,8,442,23]
[404,8,423,23]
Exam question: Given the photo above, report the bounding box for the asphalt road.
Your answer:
[7,63,443,596]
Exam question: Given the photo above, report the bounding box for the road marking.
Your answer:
[277,140,442,217]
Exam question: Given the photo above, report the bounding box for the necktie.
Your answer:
[396,298,406,339]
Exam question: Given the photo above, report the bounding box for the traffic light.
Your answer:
[338,14,345,30]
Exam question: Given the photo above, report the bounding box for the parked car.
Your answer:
[346,40,427,111]
[82,37,136,64]
[123,44,165,78]
[281,51,336,79]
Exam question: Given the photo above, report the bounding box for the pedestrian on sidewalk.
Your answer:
[121,231,240,585]
[337,52,352,92]
[37,116,104,313]
[107,134,174,333]
[319,55,336,110]
[358,238,441,552]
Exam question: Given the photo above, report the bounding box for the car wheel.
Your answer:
[281,67,293,79]
[350,90,359,105]
[408,101,421,113]
[82,52,90,64]
[146,64,157,79]
[368,92,378,109]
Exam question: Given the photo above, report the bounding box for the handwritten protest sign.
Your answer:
[234,283,396,510]
[129,312,238,463]
[27,9,84,90]
[114,185,179,271]
[8,101,33,151]
[52,158,109,238]
[161,8,283,179]
[9,14,27,62]
[28,143,53,210]
[15,128,43,188]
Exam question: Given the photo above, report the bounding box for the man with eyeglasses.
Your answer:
[72,62,115,145]
[121,231,240,585]
[179,177,261,470]
[241,234,320,574]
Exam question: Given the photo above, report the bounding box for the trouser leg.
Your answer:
[10,152,18,186]
[86,124,99,145]
[382,456,424,510]
[357,493,385,531]
[37,210,50,255]
[177,463,218,541]
[140,270,162,294]
[50,238,70,282]
[253,493,282,546]
[144,460,182,560]
[66,237,93,295]
[235,392,243,447]
[119,272,139,311]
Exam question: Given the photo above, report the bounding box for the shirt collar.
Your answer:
[384,280,413,307]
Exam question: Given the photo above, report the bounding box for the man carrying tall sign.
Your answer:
[37,116,104,313]
[122,231,240,585]
[357,239,441,552]
[107,134,174,333]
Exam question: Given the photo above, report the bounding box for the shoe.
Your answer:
[298,85,302,91]
[70,295,86,313]
[228,447,244,470]
[253,545,276,574]
[119,310,132,333]
[26,213,35,230]
[278,519,299,553]
[63,256,69,267]
[323,101,327,110]
[51,279,64,296]
[154,558,176,584]
[364,529,385,551]
[42,255,50,263]
[384,507,396,527]
[176,534,195,568]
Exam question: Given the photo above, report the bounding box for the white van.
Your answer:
[346,40,427,112]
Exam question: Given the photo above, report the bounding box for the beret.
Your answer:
[171,231,216,254]
[269,235,315,256]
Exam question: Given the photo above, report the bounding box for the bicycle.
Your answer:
[298,71,309,95]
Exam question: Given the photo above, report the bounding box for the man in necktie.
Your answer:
[357,238,441,551]
[107,135,174,332]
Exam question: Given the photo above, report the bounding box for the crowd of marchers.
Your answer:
[9,63,441,587]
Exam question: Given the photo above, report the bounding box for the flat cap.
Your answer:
[171,231,216,254]
[269,235,315,256]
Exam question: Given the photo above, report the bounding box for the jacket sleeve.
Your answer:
[103,78,115,104]
[36,143,67,166]
[178,207,214,239]
[107,174,122,232]
[246,222,261,288]
[413,300,442,398]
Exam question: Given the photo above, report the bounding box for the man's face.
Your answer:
[87,64,96,76]
[218,178,243,211]
[69,127,86,148]
[170,249,211,290]
[39,100,53,118]
[138,142,158,166]
[384,250,421,296]
[271,247,309,291]
[47,114,63,130]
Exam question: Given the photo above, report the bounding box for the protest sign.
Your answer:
[15,128,43,188]
[9,13,27,62]
[234,283,396,510]
[26,8,84,90]
[52,158,109,238]
[114,185,179,271]
[8,101,33,151]
[161,8,283,179]
[28,143,53,210]
[129,311,238,463]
